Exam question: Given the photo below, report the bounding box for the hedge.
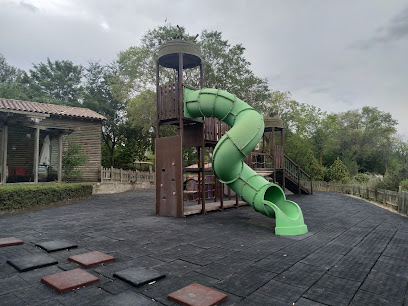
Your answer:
[0,183,93,212]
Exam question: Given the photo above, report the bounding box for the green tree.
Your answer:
[336,107,397,174]
[22,58,83,106]
[0,53,23,84]
[119,25,269,115]
[127,90,156,134]
[304,150,324,180]
[327,157,350,182]
[83,61,130,167]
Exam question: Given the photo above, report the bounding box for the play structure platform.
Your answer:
[155,38,310,235]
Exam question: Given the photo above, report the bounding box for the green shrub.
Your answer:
[63,136,88,182]
[327,157,350,182]
[400,179,408,191]
[0,183,93,212]
[374,171,402,192]
[354,173,370,184]
[304,150,324,181]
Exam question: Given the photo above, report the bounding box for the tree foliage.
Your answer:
[0,29,406,185]
[119,24,269,129]
[305,150,324,181]
[22,58,83,106]
[327,158,350,182]
[83,61,130,167]
[0,53,23,84]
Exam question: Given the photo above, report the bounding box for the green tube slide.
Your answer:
[184,87,308,236]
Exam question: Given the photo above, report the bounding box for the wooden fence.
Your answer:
[101,167,154,184]
[313,181,408,215]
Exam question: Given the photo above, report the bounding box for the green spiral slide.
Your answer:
[184,86,308,236]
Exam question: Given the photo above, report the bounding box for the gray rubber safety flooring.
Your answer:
[0,190,407,305]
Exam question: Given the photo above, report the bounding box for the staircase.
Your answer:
[245,151,313,195]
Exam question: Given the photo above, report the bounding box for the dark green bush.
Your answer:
[354,173,370,184]
[327,157,350,182]
[305,150,324,181]
[0,183,93,212]
[401,179,408,191]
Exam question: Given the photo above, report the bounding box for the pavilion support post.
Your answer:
[58,133,63,182]
[1,124,8,185]
[33,127,40,183]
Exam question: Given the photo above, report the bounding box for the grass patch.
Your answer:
[0,183,93,212]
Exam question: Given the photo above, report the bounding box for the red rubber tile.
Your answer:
[168,283,228,306]
[68,251,115,268]
[0,237,23,247]
[41,268,99,294]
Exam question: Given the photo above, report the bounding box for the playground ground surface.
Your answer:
[0,190,407,305]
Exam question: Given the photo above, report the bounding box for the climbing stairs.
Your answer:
[246,152,313,195]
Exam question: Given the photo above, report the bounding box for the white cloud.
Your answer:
[100,21,110,32]
[1,0,407,136]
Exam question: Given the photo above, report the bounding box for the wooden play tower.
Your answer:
[155,39,312,218]
[155,39,241,218]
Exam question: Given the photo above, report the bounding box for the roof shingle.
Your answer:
[0,98,106,120]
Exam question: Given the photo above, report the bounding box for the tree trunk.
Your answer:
[319,151,322,167]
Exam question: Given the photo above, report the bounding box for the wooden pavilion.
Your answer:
[0,99,106,184]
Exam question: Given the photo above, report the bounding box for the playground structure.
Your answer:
[155,38,308,235]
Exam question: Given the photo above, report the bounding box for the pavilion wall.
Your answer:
[41,116,103,182]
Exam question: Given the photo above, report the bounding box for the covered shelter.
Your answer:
[0,99,106,184]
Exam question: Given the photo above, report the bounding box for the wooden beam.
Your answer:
[0,109,49,118]
[1,124,8,184]
[58,133,63,182]
[33,127,40,183]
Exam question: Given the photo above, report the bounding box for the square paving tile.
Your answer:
[168,283,227,306]
[349,289,404,305]
[0,237,24,247]
[41,268,99,294]
[98,290,157,306]
[7,254,58,272]
[36,241,78,253]
[68,251,115,268]
[113,267,165,287]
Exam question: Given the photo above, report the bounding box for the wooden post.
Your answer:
[1,124,8,184]
[398,186,402,213]
[110,166,114,181]
[199,63,204,88]
[156,60,160,138]
[297,165,301,196]
[120,168,123,183]
[58,133,63,182]
[220,182,224,210]
[33,127,40,183]
[178,52,184,134]
[201,146,206,214]
[100,166,104,182]
[271,128,276,176]
[282,171,286,191]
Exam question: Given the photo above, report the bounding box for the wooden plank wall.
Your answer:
[41,116,102,182]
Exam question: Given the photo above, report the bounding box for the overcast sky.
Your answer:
[1,0,407,136]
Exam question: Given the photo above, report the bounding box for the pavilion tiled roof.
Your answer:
[0,98,106,120]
